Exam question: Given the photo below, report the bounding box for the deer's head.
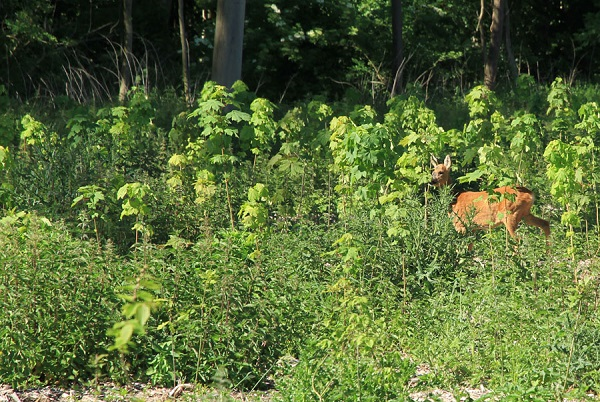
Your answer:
[430,155,452,187]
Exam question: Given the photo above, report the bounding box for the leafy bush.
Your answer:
[276,284,416,401]
[275,220,417,401]
[0,212,126,387]
[130,226,341,388]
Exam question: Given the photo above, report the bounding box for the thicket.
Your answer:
[3,1,600,103]
[2,77,600,400]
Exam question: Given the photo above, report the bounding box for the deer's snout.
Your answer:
[430,171,442,186]
[430,166,449,187]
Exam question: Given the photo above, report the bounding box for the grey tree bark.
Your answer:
[211,0,246,88]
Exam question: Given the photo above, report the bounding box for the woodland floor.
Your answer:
[0,364,493,402]
[0,382,488,402]
[1,383,273,402]
[1,364,596,401]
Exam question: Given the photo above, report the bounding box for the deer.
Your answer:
[430,155,550,242]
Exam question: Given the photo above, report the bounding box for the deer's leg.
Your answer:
[452,216,467,234]
[504,215,520,240]
[523,214,550,238]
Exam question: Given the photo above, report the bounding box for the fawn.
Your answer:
[430,155,550,241]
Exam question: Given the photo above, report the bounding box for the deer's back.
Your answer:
[452,186,535,230]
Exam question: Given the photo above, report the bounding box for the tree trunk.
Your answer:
[211,0,246,88]
[504,0,518,84]
[477,0,486,65]
[391,0,403,97]
[119,0,133,102]
[484,0,504,90]
[178,0,191,104]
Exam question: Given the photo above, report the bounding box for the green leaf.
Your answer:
[399,132,420,147]
[112,322,135,350]
[561,210,580,227]
[248,183,267,202]
[168,153,187,167]
[71,194,85,208]
[200,99,224,113]
[136,304,151,326]
[122,302,138,318]
[267,153,283,168]
[165,235,190,249]
[226,109,251,122]
[117,184,129,200]
[459,170,484,183]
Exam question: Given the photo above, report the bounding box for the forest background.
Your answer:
[2,0,600,400]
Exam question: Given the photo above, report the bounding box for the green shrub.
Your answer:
[136,225,340,388]
[0,212,127,387]
[275,245,416,401]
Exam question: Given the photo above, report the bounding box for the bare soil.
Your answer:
[0,383,274,402]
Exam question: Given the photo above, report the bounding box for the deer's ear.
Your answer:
[444,155,452,168]
[430,155,438,167]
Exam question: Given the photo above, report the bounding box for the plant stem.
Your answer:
[93,217,100,248]
[563,298,583,394]
[298,162,306,218]
[222,148,235,231]
[225,177,235,231]
[402,254,407,306]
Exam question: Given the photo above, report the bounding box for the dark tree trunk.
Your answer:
[504,0,518,83]
[484,0,504,90]
[391,0,403,96]
[178,0,191,104]
[211,0,246,88]
[477,0,486,65]
[119,0,133,102]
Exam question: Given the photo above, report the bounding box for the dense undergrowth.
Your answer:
[1,78,600,400]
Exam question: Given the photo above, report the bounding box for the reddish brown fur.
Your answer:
[431,155,550,240]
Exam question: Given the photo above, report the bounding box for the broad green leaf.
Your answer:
[168,153,187,167]
[117,184,129,200]
[226,109,250,122]
[136,304,151,327]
